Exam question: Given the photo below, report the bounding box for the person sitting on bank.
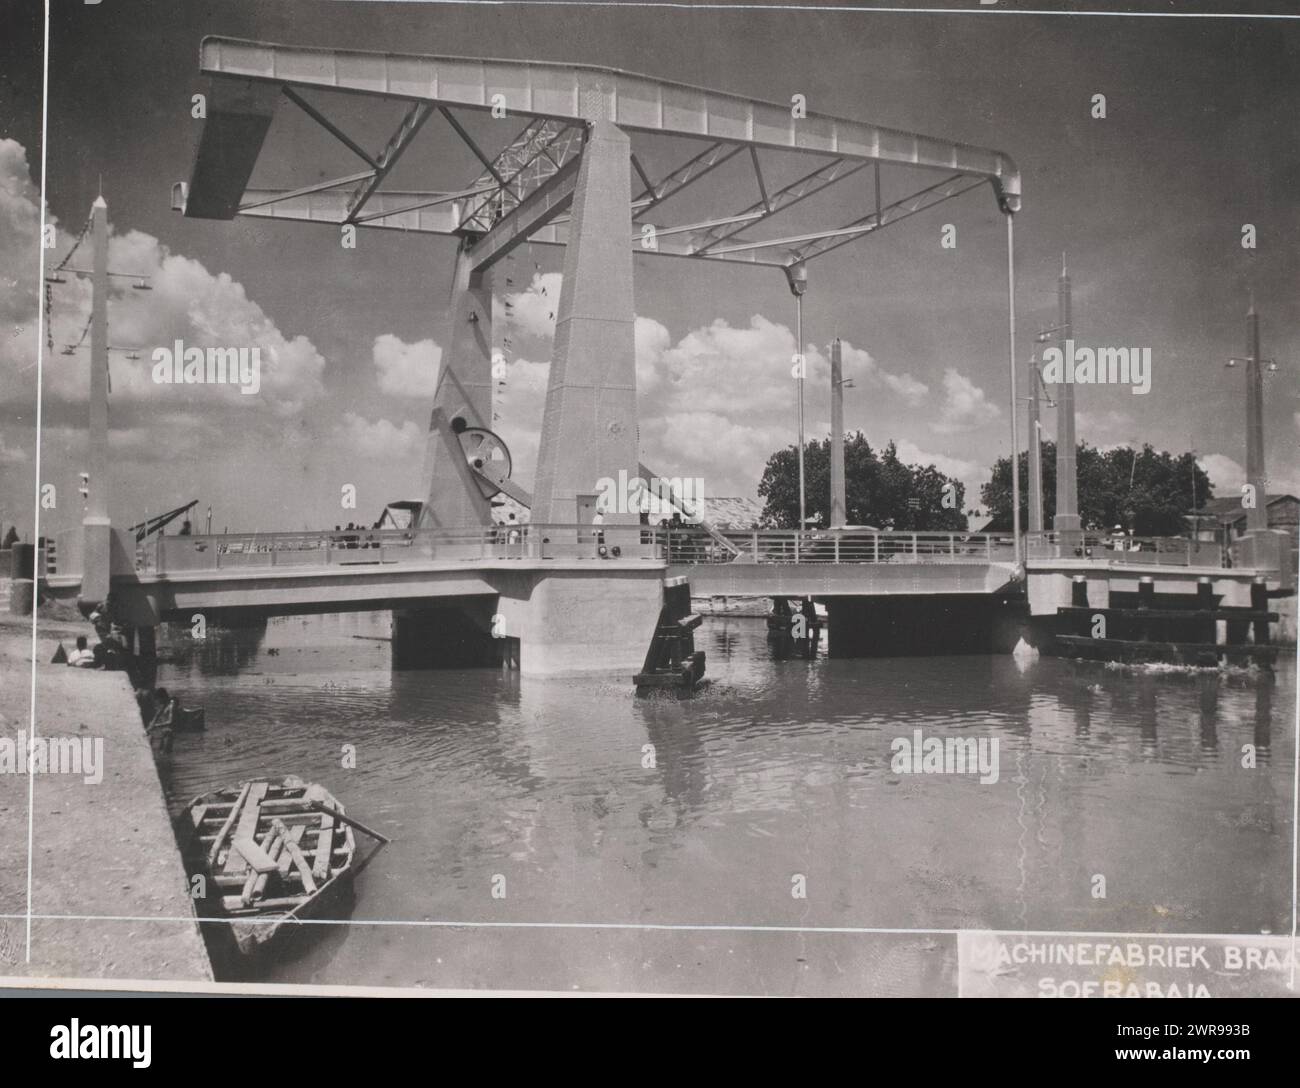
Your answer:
[92,633,127,671]
[147,687,175,732]
[146,688,176,756]
[67,635,95,668]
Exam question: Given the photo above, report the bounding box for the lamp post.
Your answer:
[1225,297,1279,533]
[785,261,809,532]
[1020,348,1057,538]
[830,339,854,530]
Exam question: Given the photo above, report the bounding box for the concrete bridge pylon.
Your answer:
[532,101,641,527]
[417,240,496,530]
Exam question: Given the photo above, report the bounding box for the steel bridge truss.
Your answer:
[176,36,1020,274]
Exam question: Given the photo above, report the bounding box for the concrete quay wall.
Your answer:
[0,615,211,985]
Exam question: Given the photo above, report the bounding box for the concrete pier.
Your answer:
[390,568,666,677]
[0,614,211,983]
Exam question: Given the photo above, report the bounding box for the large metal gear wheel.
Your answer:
[459,426,513,498]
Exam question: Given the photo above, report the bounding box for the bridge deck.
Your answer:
[43,526,1284,622]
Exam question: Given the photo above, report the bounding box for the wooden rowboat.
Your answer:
[175,775,388,958]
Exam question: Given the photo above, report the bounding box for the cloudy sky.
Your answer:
[1,0,1297,538]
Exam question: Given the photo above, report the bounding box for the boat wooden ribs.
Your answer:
[177,775,369,957]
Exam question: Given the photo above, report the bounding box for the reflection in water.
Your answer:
[156,611,1295,989]
[1255,678,1273,762]
[1199,675,1219,753]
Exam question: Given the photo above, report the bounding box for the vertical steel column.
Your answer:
[785,263,809,532]
[1245,301,1267,532]
[81,196,112,610]
[1027,350,1043,534]
[1053,254,1080,536]
[1006,215,1022,567]
[830,337,846,528]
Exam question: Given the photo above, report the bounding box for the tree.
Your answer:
[981,441,1213,536]
[757,432,967,530]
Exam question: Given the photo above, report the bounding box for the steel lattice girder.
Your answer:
[180,36,1021,268]
[460,118,583,232]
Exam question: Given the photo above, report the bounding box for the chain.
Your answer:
[52,208,94,273]
[44,206,97,351]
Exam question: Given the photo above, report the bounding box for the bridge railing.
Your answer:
[1025,531,1225,568]
[140,526,1021,574]
[114,525,1229,576]
[147,524,666,574]
[662,528,1015,565]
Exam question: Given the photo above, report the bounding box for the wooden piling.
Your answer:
[1194,577,1214,646]
[1251,578,1270,646]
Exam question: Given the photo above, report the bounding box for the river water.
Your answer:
[156,611,1295,995]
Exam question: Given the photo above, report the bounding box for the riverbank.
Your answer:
[0,612,212,984]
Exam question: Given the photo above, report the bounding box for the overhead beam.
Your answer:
[438,106,510,190]
[632,142,742,219]
[353,184,495,224]
[468,155,581,272]
[461,118,581,232]
[346,101,434,220]
[749,145,772,213]
[525,221,785,266]
[218,174,969,269]
[227,185,786,263]
[195,36,1021,214]
[789,174,984,263]
[282,86,378,169]
[234,188,462,234]
[238,170,374,212]
[629,152,656,197]
[693,156,869,254]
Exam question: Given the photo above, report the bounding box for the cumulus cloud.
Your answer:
[835,341,928,407]
[0,139,327,419]
[0,138,44,409]
[488,290,942,496]
[1077,409,1135,445]
[931,369,1000,434]
[634,315,672,396]
[491,355,549,488]
[499,272,561,341]
[892,439,983,495]
[100,233,327,417]
[337,412,423,461]
[1191,452,1299,502]
[1197,453,1245,491]
[373,334,441,398]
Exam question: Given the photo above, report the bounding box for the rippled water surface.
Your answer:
[157,612,1296,994]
